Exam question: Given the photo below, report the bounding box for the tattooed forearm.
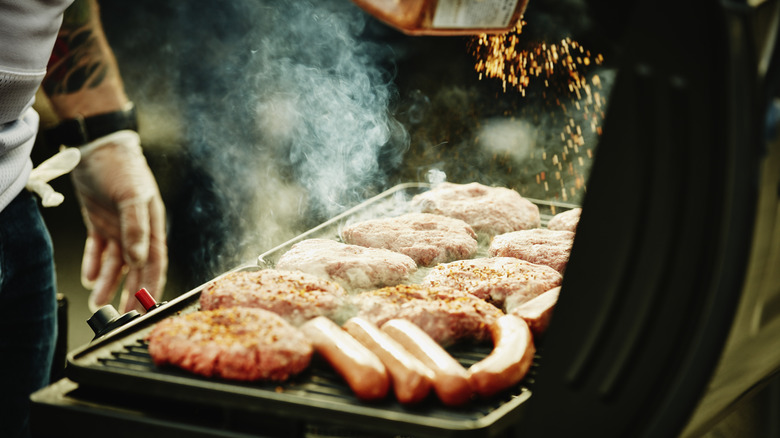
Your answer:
[44,0,109,96]
[43,0,129,119]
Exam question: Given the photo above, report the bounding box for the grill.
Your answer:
[61,183,574,438]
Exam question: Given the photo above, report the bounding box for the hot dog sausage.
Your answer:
[343,317,434,404]
[381,318,472,406]
[300,316,389,401]
[508,286,561,337]
[467,314,535,398]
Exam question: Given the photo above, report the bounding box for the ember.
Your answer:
[470,21,607,204]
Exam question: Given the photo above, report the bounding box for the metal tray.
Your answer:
[65,182,576,438]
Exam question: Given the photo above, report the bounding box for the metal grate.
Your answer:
[94,338,536,409]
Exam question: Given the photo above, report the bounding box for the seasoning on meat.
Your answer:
[422,257,562,309]
[411,182,541,236]
[488,228,575,273]
[275,238,417,291]
[199,269,348,326]
[147,307,313,381]
[350,284,504,345]
[341,212,478,267]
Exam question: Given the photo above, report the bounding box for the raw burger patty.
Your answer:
[275,238,417,291]
[547,208,582,232]
[199,269,348,326]
[147,307,313,381]
[411,182,540,236]
[341,212,478,267]
[422,257,562,309]
[350,284,504,345]
[489,229,575,273]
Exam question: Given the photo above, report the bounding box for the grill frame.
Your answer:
[65,182,575,438]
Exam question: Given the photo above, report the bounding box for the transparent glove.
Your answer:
[71,130,168,313]
[26,147,82,207]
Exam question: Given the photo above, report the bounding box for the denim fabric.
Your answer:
[0,190,57,438]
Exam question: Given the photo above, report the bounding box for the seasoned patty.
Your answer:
[275,238,417,291]
[341,212,478,267]
[350,284,504,345]
[199,269,348,326]
[411,182,540,236]
[547,207,582,232]
[488,229,575,273]
[421,257,562,309]
[147,307,313,381]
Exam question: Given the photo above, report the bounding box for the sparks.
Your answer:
[470,20,607,204]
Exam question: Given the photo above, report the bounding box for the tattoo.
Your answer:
[44,0,109,96]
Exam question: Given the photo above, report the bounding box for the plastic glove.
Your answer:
[26,147,82,207]
[70,130,167,313]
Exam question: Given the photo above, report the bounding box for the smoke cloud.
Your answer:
[105,0,408,279]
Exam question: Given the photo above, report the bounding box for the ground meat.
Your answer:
[199,269,348,326]
[507,286,561,337]
[488,229,575,273]
[349,284,504,345]
[411,182,540,236]
[341,212,478,267]
[421,257,562,309]
[147,307,312,381]
[547,208,582,232]
[275,238,417,291]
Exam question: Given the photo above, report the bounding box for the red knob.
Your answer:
[134,288,158,311]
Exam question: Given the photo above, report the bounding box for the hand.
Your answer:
[71,130,167,313]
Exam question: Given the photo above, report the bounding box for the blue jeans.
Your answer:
[0,190,57,438]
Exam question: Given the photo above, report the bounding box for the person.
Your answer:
[0,0,168,436]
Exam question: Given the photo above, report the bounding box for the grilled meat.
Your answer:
[411,182,541,236]
[488,228,575,273]
[341,212,478,267]
[275,238,417,291]
[199,269,348,326]
[147,307,312,381]
[422,257,562,309]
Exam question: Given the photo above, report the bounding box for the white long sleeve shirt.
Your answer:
[0,0,73,211]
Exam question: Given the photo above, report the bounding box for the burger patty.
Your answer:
[341,212,478,267]
[199,269,348,326]
[489,229,575,273]
[508,286,561,337]
[421,257,562,309]
[147,307,313,381]
[547,207,582,232]
[350,284,504,345]
[411,182,541,236]
[275,238,417,291]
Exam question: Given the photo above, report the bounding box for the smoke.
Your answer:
[183,0,408,273]
[103,1,408,279]
[245,1,406,216]
[477,118,536,162]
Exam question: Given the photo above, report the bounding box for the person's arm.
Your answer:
[44,0,128,119]
[42,0,168,313]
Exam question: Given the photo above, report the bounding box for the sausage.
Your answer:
[381,319,473,406]
[508,286,561,337]
[466,314,535,398]
[343,317,434,404]
[300,316,389,401]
